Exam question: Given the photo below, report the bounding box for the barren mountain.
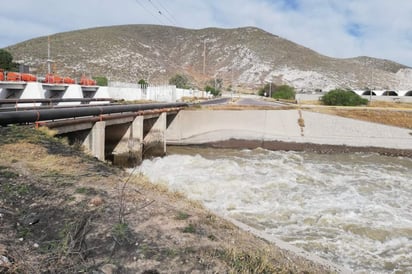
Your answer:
[6,24,412,91]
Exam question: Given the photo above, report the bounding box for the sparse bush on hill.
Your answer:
[258,84,295,100]
[320,89,369,106]
[169,74,190,89]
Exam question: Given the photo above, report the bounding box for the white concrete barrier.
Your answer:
[0,81,209,104]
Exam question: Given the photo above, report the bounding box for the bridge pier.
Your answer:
[83,121,106,161]
[143,112,167,158]
[108,113,167,166]
[84,112,166,166]
[112,116,144,167]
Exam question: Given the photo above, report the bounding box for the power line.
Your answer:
[146,0,175,26]
[135,0,166,25]
[152,0,179,25]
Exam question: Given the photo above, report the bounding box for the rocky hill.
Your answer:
[6,24,412,91]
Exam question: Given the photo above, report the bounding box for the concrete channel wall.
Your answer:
[166,110,412,150]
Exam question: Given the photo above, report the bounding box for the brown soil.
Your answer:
[0,126,333,273]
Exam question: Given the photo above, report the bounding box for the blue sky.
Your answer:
[1,0,412,67]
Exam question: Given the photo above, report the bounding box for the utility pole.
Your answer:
[370,68,373,102]
[269,81,272,98]
[47,36,51,74]
[202,39,206,75]
[230,68,233,99]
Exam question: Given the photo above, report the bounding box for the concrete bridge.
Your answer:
[54,111,177,166]
[0,102,187,166]
[353,89,412,96]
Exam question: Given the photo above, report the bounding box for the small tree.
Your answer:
[169,74,189,89]
[205,85,221,97]
[204,78,222,96]
[0,49,18,71]
[258,84,269,96]
[92,76,108,86]
[258,84,295,99]
[138,79,148,89]
[320,89,368,106]
[273,85,295,100]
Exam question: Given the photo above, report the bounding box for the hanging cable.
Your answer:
[153,0,179,25]
[146,0,175,26]
[135,0,166,25]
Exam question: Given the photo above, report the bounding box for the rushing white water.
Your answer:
[138,147,412,273]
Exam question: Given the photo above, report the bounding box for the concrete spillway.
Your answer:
[166,109,412,152]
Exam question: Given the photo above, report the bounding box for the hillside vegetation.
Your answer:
[6,24,412,92]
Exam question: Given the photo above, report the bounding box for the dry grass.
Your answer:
[301,101,412,129]
[368,100,412,109]
[1,143,85,175]
[309,108,412,129]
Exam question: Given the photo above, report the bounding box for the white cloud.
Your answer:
[1,0,412,66]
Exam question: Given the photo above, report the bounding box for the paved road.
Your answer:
[198,97,290,107]
[235,98,288,107]
[199,97,231,106]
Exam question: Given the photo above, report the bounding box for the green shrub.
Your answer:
[182,223,196,233]
[257,87,266,97]
[92,76,108,86]
[205,85,221,96]
[258,84,295,100]
[272,85,295,100]
[138,79,148,89]
[169,74,190,89]
[320,89,368,106]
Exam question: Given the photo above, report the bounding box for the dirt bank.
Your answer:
[0,125,335,273]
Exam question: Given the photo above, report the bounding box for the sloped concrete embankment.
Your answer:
[166,110,412,155]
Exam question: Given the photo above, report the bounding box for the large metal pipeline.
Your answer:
[0,102,188,126]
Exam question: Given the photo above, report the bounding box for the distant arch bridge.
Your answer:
[353,90,412,96]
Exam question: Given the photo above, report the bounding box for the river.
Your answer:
[138,147,412,273]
